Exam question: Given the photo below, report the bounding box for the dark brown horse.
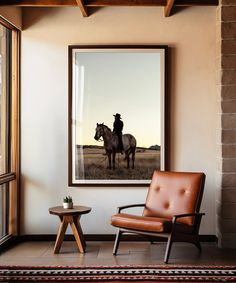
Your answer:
[94,123,136,170]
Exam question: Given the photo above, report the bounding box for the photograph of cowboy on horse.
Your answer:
[94,113,137,170]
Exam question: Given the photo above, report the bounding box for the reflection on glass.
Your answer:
[0,25,11,175]
[0,184,8,239]
[70,48,166,185]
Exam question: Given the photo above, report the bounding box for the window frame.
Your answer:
[0,16,20,242]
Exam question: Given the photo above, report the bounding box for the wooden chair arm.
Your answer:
[117,204,146,213]
[172,212,205,225]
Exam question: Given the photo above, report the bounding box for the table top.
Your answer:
[49,205,91,216]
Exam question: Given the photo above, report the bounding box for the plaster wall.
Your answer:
[21,6,217,235]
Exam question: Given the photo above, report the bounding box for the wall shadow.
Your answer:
[22,7,67,30]
[172,6,189,16]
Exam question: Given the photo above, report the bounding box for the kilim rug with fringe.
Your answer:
[0,265,236,282]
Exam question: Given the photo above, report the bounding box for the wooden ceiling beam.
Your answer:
[175,0,218,5]
[164,0,175,17]
[0,0,77,6]
[85,0,166,6]
[0,0,218,6]
[85,0,217,6]
[76,0,88,16]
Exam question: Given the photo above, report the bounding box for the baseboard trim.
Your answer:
[19,234,217,242]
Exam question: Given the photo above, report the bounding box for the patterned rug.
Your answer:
[0,265,236,282]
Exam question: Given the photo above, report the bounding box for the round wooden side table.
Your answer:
[49,205,91,254]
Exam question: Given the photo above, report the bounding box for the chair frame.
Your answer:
[112,174,205,263]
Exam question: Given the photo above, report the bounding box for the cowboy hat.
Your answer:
[113,113,121,119]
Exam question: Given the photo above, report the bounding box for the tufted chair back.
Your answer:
[143,171,205,226]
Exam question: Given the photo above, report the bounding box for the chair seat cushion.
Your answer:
[111,213,172,233]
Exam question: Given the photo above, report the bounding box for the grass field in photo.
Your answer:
[75,146,160,180]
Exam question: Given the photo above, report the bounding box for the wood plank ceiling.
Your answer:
[0,0,219,17]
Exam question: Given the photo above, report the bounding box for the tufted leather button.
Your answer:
[164,202,170,209]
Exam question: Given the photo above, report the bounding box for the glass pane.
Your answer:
[0,184,8,239]
[0,25,11,175]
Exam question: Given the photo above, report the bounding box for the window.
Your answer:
[0,20,19,244]
[0,184,8,239]
[0,24,11,176]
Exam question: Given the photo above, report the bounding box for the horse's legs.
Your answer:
[107,153,112,169]
[112,153,116,169]
[132,151,135,169]
[127,155,130,169]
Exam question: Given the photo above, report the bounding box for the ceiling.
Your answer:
[0,0,219,17]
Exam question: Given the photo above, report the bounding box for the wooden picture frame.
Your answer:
[68,45,168,186]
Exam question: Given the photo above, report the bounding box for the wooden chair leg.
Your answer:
[177,233,202,252]
[164,234,173,264]
[194,241,202,251]
[191,235,202,251]
[149,236,155,244]
[113,229,122,255]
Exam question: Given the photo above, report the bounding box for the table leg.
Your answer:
[74,216,87,248]
[54,216,68,254]
[69,216,85,253]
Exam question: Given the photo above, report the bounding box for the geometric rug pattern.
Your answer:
[0,265,236,282]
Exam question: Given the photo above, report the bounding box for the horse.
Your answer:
[94,123,136,170]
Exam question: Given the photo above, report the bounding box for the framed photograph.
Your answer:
[68,45,168,186]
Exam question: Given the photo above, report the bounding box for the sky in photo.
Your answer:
[73,50,163,148]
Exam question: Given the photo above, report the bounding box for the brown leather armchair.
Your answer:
[111,171,206,263]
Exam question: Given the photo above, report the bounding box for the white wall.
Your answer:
[21,7,217,235]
